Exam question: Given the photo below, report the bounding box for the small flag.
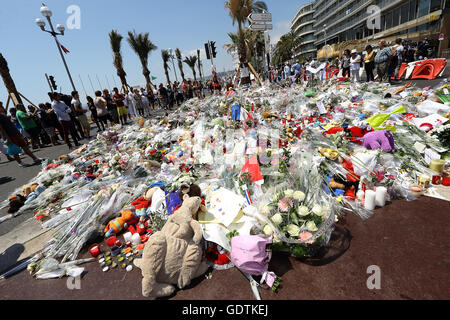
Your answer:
[60,44,70,54]
[241,185,253,205]
[151,76,157,80]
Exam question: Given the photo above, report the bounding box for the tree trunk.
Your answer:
[178,59,185,81]
[142,65,153,91]
[191,67,197,81]
[117,69,129,91]
[164,65,171,85]
[237,23,251,86]
[0,53,23,106]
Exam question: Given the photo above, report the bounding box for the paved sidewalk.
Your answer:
[0,195,449,300]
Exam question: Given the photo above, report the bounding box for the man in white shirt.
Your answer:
[284,63,291,81]
[350,49,361,83]
[51,93,80,149]
[140,88,150,117]
[393,38,404,81]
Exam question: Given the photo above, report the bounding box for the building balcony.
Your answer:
[292,20,315,34]
[295,28,315,39]
[314,0,373,31]
[291,3,314,29]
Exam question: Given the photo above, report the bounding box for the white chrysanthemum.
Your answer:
[293,191,305,201]
[306,221,318,232]
[263,225,273,235]
[312,204,323,216]
[287,224,301,237]
[271,213,283,225]
[284,189,294,198]
[273,234,281,243]
[298,205,310,216]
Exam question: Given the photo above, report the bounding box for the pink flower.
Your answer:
[278,198,293,212]
[120,163,127,170]
[299,231,314,244]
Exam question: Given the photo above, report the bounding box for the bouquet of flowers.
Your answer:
[100,131,119,146]
[109,155,129,173]
[366,170,396,187]
[431,123,450,150]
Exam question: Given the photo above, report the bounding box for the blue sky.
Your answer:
[0,0,305,105]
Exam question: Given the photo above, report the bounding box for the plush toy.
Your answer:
[133,194,209,298]
[132,195,152,221]
[104,210,138,237]
[58,155,69,163]
[25,184,46,204]
[318,147,340,161]
[362,130,395,153]
[329,178,346,190]
[8,194,27,213]
[21,183,39,198]
[261,110,280,120]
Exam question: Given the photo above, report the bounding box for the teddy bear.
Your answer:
[362,130,395,153]
[104,210,138,238]
[21,183,39,198]
[8,194,26,213]
[133,194,209,298]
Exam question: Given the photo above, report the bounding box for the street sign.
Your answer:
[439,33,444,41]
[248,13,272,23]
[249,23,273,31]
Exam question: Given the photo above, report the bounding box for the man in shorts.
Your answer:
[37,103,60,146]
[112,87,128,125]
[0,105,43,167]
[15,104,44,149]
[71,91,90,139]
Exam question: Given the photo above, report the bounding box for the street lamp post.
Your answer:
[168,48,178,83]
[36,3,76,92]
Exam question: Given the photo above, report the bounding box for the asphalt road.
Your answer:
[0,108,169,237]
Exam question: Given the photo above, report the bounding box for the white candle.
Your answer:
[375,187,387,207]
[364,190,376,210]
[131,233,141,245]
[123,232,133,243]
[356,190,365,202]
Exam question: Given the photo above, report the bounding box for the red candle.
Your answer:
[89,244,101,258]
[432,175,441,185]
[442,177,450,186]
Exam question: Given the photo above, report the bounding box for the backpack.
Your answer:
[230,235,277,288]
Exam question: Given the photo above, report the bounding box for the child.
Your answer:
[4,141,28,167]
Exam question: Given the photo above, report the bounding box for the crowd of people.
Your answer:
[0,74,231,167]
[269,37,439,85]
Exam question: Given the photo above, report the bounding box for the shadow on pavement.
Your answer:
[0,243,26,275]
[0,177,14,185]
[299,224,353,267]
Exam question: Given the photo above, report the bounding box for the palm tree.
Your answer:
[225,0,267,85]
[127,30,157,91]
[109,30,129,91]
[175,48,185,81]
[0,53,23,106]
[183,55,198,81]
[272,31,302,67]
[161,49,171,85]
[223,32,239,55]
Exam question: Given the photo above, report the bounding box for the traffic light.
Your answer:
[204,43,211,60]
[210,41,217,58]
[49,75,57,90]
